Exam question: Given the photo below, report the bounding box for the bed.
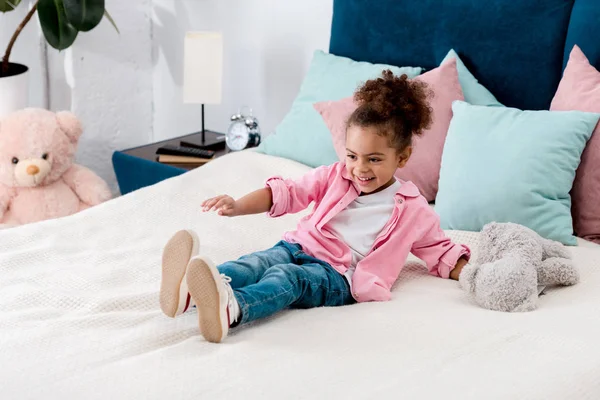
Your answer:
[2,1,600,399]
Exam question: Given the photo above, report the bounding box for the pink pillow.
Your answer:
[313,58,463,201]
[550,45,600,244]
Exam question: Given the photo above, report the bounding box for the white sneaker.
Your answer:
[186,255,241,343]
[159,230,199,318]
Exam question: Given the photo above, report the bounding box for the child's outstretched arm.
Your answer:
[202,163,336,218]
[410,206,471,281]
[202,188,273,217]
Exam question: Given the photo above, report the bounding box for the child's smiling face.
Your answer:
[345,124,411,195]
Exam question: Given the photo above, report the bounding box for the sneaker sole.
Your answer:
[160,230,199,318]
[186,257,228,343]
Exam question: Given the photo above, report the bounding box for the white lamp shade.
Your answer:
[183,31,223,104]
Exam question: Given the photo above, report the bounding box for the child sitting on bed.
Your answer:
[159,70,471,343]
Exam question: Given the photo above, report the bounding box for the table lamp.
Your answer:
[183,31,226,150]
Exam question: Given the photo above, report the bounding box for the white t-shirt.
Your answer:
[324,180,401,287]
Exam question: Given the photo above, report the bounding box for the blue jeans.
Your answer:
[217,241,355,325]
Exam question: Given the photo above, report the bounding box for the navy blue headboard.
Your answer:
[329,0,600,111]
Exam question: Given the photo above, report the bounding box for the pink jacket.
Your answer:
[265,162,470,303]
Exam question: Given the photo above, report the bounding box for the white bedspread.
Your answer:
[1,151,599,400]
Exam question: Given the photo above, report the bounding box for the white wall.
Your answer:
[53,0,154,194]
[152,0,333,141]
[1,0,334,194]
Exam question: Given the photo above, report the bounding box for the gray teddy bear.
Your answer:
[459,222,580,312]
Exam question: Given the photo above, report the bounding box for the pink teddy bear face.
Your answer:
[0,108,82,188]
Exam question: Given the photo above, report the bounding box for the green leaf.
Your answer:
[38,0,78,50]
[63,0,104,32]
[0,0,22,12]
[104,9,119,34]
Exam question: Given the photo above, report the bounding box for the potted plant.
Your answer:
[0,0,117,118]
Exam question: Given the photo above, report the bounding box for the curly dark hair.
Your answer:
[347,69,434,152]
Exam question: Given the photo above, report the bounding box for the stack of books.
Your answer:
[155,144,216,168]
[157,154,213,166]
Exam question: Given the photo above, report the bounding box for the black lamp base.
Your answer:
[180,130,227,151]
[184,104,227,151]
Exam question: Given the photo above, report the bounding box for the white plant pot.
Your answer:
[0,63,29,119]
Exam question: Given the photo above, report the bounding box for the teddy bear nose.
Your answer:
[26,165,40,176]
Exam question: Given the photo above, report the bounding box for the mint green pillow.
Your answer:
[441,49,503,107]
[436,101,600,245]
[257,50,422,167]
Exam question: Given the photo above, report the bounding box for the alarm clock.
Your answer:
[226,108,261,151]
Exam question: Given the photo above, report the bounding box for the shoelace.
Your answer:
[220,274,238,324]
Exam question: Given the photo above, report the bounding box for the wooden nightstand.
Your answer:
[112,131,230,195]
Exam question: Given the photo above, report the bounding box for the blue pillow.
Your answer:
[436,101,600,245]
[440,49,502,107]
[257,50,422,167]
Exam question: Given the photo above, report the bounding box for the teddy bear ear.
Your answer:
[539,237,571,260]
[56,111,83,144]
[457,262,479,293]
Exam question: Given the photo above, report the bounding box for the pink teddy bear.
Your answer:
[0,108,112,227]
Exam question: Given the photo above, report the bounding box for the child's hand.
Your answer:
[202,195,238,216]
[201,188,272,217]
